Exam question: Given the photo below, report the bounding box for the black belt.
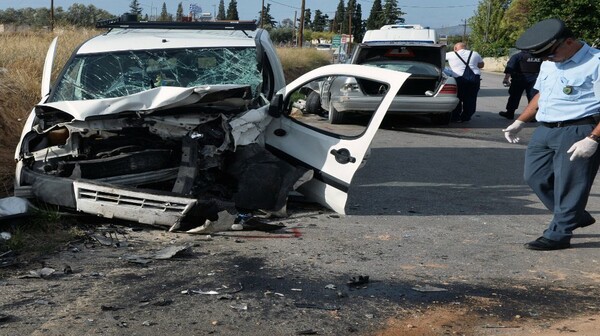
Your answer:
[540,116,598,128]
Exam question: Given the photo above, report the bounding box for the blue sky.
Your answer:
[0,0,480,28]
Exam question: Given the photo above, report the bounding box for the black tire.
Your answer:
[430,112,452,125]
[328,102,345,124]
[305,91,323,115]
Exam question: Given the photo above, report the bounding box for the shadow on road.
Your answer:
[348,146,550,217]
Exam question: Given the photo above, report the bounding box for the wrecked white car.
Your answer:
[13,17,410,232]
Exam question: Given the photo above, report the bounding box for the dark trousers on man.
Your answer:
[524,124,600,243]
[452,76,481,122]
[505,79,538,115]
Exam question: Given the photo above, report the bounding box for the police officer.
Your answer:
[498,50,542,120]
[502,18,600,250]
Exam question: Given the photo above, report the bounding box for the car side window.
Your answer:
[283,76,390,138]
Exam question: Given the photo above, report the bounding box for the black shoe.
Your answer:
[499,111,514,120]
[525,237,570,250]
[574,217,595,229]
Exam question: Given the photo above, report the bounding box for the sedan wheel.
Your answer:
[305,91,323,115]
[328,102,346,124]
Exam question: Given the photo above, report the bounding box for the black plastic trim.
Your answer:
[265,144,350,193]
[96,19,257,31]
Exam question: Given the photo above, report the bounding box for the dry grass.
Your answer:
[0,29,331,197]
[277,47,332,83]
[0,28,99,196]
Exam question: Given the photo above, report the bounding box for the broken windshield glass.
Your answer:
[50,47,261,102]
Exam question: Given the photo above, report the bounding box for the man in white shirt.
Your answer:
[446,42,485,122]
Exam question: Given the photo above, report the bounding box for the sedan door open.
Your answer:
[265,64,410,214]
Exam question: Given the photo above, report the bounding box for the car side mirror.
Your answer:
[268,93,283,118]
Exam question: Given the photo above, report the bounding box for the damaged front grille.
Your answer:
[74,181,197,225]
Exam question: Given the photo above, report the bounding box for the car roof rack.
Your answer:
[96,15,257,31]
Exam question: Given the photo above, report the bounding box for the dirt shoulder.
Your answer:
[2,210,600,336]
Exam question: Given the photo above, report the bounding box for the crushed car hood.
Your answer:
[37,85,253,121]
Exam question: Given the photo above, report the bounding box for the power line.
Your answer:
[267,0,300,10]
[267,0,476,13]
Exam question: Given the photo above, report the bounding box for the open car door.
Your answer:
[265,64,410,214]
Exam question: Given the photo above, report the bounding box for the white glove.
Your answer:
[567,137,598,161]
[502,120,525,143]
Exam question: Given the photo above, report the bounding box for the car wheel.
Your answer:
[430,112,452,125]
[305,91,323,115]
[328,102,345,124]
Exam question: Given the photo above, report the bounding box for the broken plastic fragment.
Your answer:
[230,303,248,311]
[411,284,448,292]
[0,197,31,217]
[153,245,192,259]
[20,267,56,278]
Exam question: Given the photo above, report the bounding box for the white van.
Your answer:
[362,24,438,44]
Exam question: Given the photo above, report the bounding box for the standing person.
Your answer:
[498,50,542,120]
[446,42,485,122]
[502,18,600,250]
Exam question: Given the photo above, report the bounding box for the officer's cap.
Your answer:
[515,18,572,57]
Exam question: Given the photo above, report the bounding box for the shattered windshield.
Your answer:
[49,47,261,102]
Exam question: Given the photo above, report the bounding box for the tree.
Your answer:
[129,0,142,17]
[345,0,356,36]
[502,0,533,43]
[159,2,169,21]
[333,0,345,33]
[64,4,112,27]
[366,0,384,29]
[280,18,294,28]
[268,27,294,44]
[312,10,328,32]
[528,0,600,43]
[352,3,364,42]
[302,9,312,30]
[217,0,226,20]
[382,0,405,25]
[226,0,239,20]
[258,4,277,28]
[0,5,110,27]
[311,31,335,43]
[346,0,365,42]
[176,3,183,22]
[468,0,512,57]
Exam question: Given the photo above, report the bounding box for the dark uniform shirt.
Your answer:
[504,51,542,82]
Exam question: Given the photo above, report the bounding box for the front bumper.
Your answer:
[16,167,197,227]
[331,95,458,114]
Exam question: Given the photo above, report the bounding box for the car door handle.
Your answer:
[330,148,356,164]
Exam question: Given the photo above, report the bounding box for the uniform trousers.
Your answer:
[506,78,538,113]
[524,123,600,242]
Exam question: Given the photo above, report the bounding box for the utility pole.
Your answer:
[298,0,305,48]
[348,10,352,38]
[332,11,337,33]
[50,0,54,31]
[462,19,467,42]
[260,0,264,28]
[293,11,297,46]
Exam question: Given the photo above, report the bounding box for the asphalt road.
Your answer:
[3,71,600,335]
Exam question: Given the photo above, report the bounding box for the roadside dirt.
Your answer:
[2,210,600,336]
[375,308,600,335]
